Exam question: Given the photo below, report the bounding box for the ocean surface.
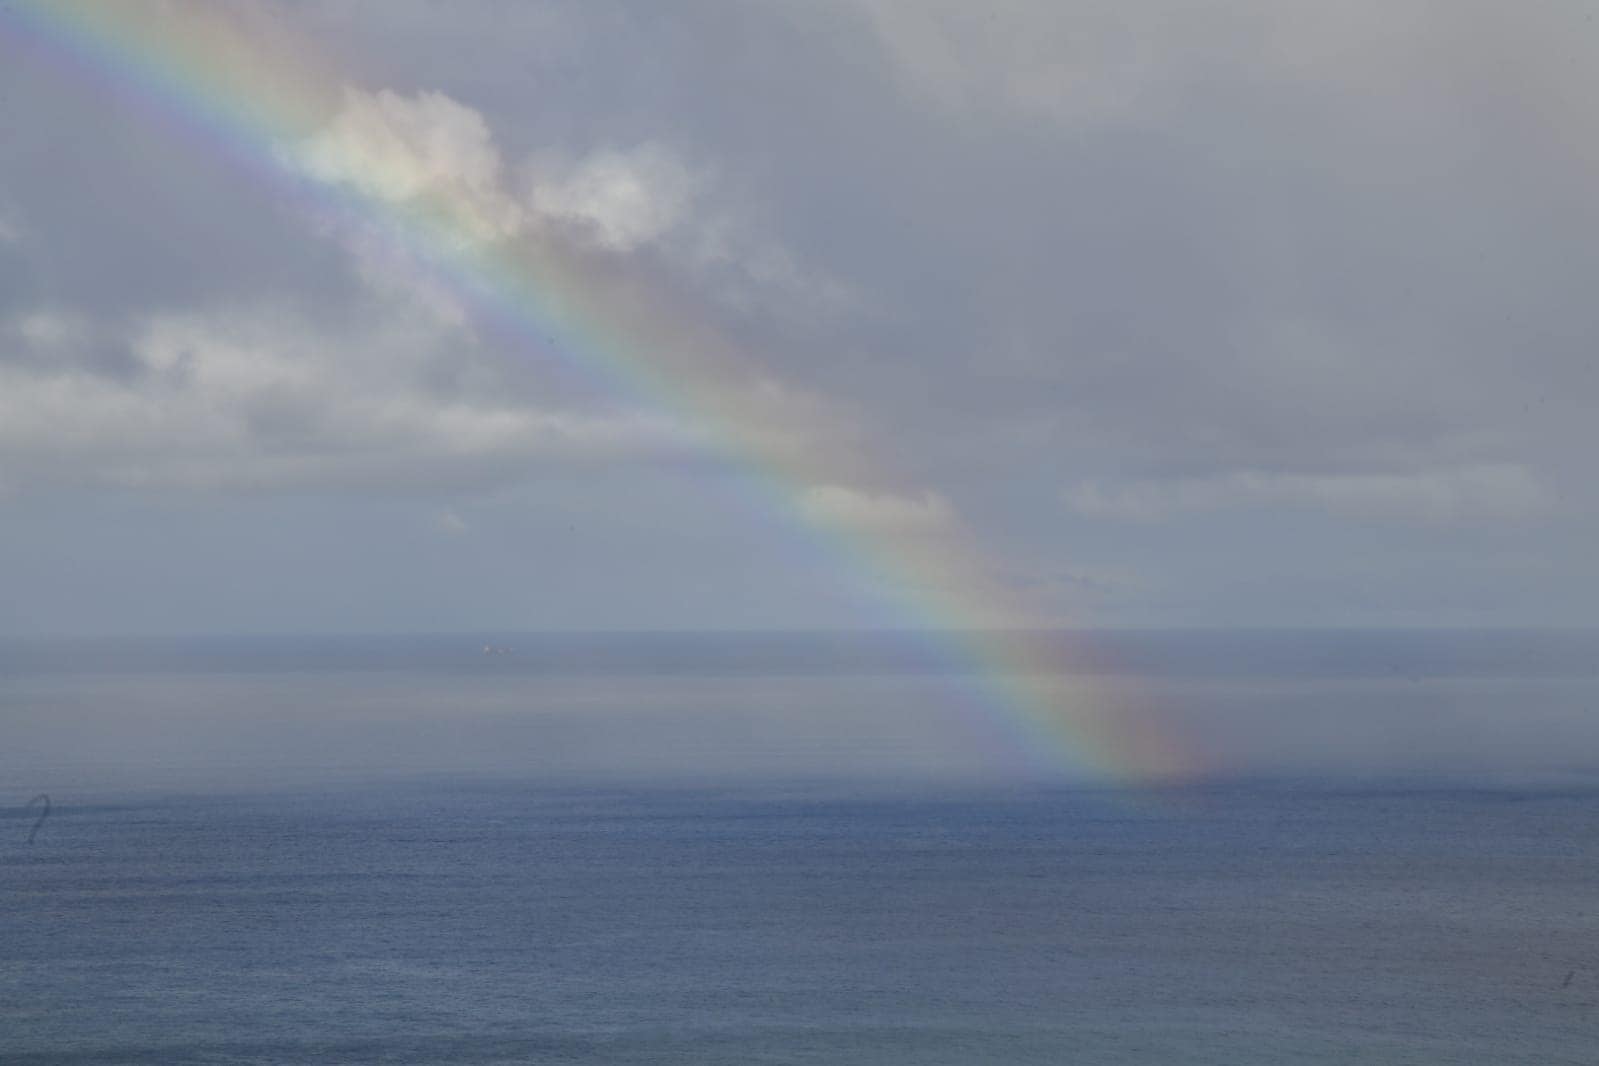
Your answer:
[3,631,1599,1063]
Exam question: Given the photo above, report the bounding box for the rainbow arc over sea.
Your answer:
[4,0,1201,783]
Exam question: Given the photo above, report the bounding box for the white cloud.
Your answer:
[0,85,856,499]
[0,302,693,493]
[525,144,700,253]
[8,309,90,350]
[1066,464,1548,524]
[295,87,526,244]
[293,86,848,321]
[524,143,853,316]
[799,483,955,532]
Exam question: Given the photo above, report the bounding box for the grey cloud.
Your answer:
[1065,464,1548,525]
[5,0,1599,628]
[849,0,1205,126]
[0,43,355,318]
[755,2,1598,521]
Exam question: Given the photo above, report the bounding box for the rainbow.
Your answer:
[3,0,1200,783]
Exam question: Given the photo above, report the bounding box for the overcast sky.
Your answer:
[2,0,1597,636]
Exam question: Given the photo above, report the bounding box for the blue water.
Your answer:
[4,633,1599,1062]
[4,782,1597,1063]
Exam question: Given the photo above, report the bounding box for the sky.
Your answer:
[2,0,1597,637]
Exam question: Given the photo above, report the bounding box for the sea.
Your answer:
[2,630,1598,1063]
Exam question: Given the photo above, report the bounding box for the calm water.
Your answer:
[3,633,1599,1062]
[3,783,1598,1063]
